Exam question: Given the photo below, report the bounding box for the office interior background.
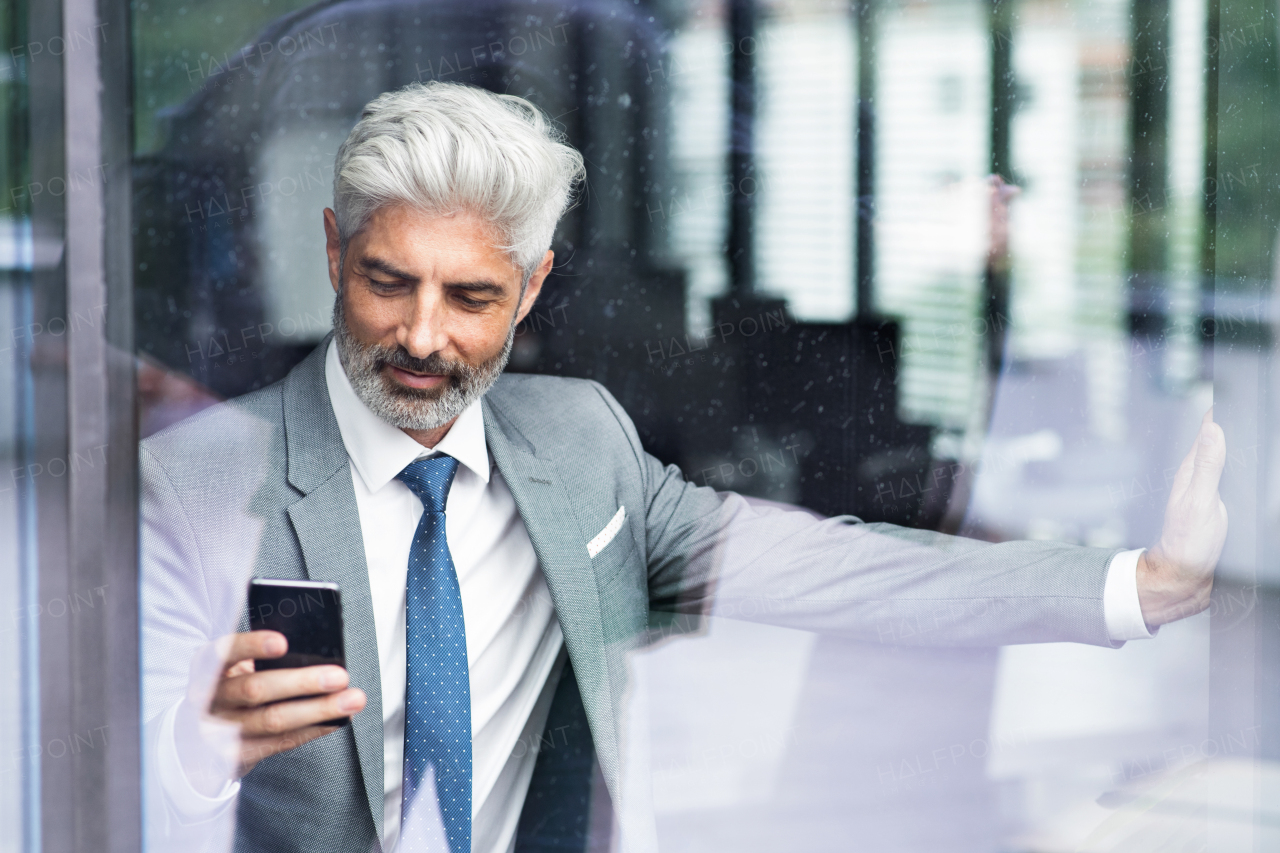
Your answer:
[2,0,1279,849]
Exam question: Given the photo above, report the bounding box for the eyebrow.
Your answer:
[355,255,508,297]
[356,255,419,283]
[446,280,506,297]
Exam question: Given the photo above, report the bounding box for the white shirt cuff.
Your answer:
[157,700,241,820]
[1103,548,1155,642]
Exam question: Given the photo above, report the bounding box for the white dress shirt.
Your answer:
[156,341,1153,848]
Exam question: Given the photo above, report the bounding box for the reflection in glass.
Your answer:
[129,0,1277,850]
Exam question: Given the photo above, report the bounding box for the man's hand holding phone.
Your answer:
[176,630,366,797]
[175,579,365,796]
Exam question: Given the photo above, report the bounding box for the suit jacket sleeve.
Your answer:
[587,382,1121,649]
[140,443,218,723]
[140,443,246,850]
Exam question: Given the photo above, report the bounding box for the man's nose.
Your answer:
[399,292,450,359]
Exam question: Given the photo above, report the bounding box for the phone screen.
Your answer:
[248,578,349,726]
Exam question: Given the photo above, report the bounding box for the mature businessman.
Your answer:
[141,81,1228,853]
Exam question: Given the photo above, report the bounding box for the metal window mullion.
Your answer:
[44,0,140,849]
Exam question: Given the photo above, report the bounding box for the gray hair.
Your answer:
[332,81,585,278]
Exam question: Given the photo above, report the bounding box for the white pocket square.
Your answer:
[587,506,626,558]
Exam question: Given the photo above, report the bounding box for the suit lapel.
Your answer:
[282,342,387,842]
[482,399,622,798]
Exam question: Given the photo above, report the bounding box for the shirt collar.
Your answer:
[324,339,491,493]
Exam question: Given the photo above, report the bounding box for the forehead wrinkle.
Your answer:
[355,204,523,290]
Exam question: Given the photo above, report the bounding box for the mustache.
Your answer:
[373,345,472,380]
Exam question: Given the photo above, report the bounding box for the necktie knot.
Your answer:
[396,455,459,514]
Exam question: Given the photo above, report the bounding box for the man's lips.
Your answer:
[384,363,447,390]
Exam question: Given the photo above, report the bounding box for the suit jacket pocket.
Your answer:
[591,521,639,590]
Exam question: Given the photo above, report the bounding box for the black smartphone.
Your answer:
[247,578,350,727]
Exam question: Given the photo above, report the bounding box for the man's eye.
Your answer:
[455,294,491,308]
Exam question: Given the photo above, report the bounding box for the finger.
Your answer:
[238,688,366,737]
[1167,409,1218,500]
[215,631,287,673]
[188,633,284,709]
[225,660,255,678]
[216,665,349,710]
[1187,419,1226,500]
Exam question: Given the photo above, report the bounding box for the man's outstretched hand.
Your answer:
[1138,409,1228,627]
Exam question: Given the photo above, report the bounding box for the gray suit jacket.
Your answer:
[141,342,1120,852]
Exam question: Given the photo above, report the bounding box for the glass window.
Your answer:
[129,0,1278,848]
[10,0,1280,848]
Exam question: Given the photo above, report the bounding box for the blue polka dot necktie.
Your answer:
[396,455,470,853]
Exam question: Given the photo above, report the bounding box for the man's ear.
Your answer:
[323,208,342,294]
[515,250,554,324]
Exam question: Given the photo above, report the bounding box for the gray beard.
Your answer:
[332,294,514,431]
